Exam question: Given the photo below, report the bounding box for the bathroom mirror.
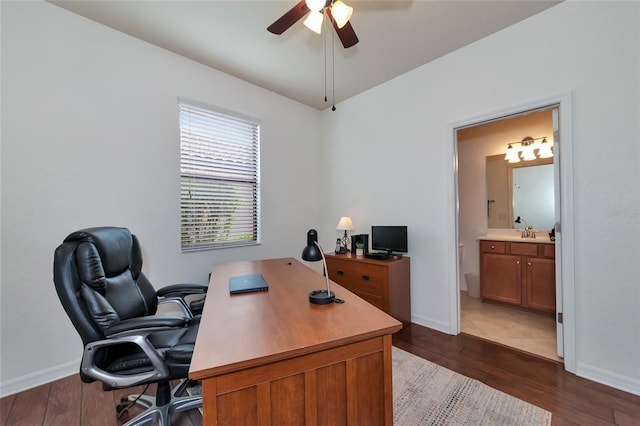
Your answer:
[486,154,554,230]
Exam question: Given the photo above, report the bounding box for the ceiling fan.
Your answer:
[267,0,359,48]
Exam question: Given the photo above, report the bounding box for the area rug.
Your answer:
[392,346,552,425]
[188,346,552,425]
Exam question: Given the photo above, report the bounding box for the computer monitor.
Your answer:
[371,226,408,256]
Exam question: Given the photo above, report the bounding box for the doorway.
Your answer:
[450,94,576,371]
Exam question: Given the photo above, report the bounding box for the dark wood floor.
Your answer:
[0,378,201,426]
[2,323,639,425]
[393,324,640,426]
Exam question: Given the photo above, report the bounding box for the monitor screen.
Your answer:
[371,226,408,254]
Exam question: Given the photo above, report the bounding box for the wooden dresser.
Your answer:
[479,240,556,312]
[325,253,411,323]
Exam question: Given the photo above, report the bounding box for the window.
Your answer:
[179,100,260,251]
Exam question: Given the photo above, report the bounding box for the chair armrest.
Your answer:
[82,333,169,388]
[157,283,208,317]
[104,316,187,338]
[156,283,207,298]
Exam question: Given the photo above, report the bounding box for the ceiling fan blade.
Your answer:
[326,8,359,48]
[267,0,309,35]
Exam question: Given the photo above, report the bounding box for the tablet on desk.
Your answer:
[229,274,268,294]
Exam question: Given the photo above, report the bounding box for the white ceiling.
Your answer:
[48,0,561,110]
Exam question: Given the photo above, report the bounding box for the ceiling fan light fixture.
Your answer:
[267,0,359,48]
[303,10,324,34]
[331,1,353,28]
[306,0,327,12]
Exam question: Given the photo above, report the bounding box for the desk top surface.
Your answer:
[189,257,402,380]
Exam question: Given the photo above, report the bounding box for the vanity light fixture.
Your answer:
[505,144,520,163]
[538,138,553,158]
[521,138,537,161]
[503,136,553,163]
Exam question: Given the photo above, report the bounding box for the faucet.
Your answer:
[524,225,536,238]
[515,216,535,238]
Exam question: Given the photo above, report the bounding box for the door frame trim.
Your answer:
[447,92,575,373]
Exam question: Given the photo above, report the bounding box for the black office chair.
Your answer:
[53,227,206,425]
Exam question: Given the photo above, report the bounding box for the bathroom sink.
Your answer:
[478,231,554,243]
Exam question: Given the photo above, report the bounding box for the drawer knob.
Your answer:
[337,270,344,275]
[361,275,370,281]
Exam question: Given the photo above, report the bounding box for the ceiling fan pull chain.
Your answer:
[324,17,328,103]
[332,27,336,111]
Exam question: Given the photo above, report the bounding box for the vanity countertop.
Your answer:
[478,232,555,244]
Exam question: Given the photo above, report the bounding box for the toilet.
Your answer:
[460,241,481,297]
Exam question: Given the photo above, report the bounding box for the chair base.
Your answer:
[119,380,202,426]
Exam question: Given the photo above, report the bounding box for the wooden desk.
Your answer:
[190,258,402,425]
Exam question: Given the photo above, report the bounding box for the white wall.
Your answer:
[323,1,639,394]
[0,1,324,396]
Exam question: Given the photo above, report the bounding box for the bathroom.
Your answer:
[456,108,561,362]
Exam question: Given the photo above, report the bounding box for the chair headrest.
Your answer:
[65,227,134,277]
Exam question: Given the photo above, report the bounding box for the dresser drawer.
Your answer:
[326,260,384,298]
[480,240,506,254]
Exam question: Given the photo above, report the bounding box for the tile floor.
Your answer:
[460,291,562,362]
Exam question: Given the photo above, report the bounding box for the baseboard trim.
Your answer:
[577,362,640,396]
[5,347,637,400]
[0,359,79,398]
[409,318,639,397]
[410,314,453,335]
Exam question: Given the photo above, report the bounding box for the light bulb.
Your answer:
[521,144,536,161]
[303,10,324,34]
[505,144,520,163]
[331,1,353,28]
[538,138,554,158]
[306,0,326,12]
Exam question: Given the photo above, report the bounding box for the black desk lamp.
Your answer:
[301,229,335,305]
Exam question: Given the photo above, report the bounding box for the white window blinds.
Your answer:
[179,101,260,251]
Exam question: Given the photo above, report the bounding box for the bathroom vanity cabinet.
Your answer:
[480,240,555,313]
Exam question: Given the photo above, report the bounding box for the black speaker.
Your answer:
[351,234,369,254]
